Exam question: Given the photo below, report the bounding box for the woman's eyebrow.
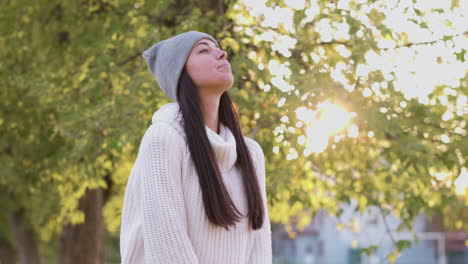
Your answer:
[195,41,220,48]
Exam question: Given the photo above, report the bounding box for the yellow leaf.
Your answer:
[103,161,113,170]
[78,73,86,83]
[99,72,108,78]
[136,27,147,38]
[221,37,240,53]
[239,89,249,99]
[88,4,100,13]
[22,16,30,24]
[70,210,85,224]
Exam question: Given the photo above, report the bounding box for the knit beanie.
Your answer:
[141,31,219,102]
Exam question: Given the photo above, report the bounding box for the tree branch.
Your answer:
[382,31,468,51]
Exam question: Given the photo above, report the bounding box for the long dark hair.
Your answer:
[176,67,264,231]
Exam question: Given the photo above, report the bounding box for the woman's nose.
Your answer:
[218,49,227,60]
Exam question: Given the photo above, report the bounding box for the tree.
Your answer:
[227,0,467,261]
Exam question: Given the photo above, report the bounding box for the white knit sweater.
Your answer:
[119,102,272,264]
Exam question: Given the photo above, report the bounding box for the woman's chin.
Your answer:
[200,75,234,92]
[216,74,234,88]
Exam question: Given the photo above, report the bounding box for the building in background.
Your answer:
[271,200,468,264]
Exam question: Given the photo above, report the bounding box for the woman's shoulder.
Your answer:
[243,136,264,161]
[144,102,187,143]
[151,102,184,131]
[138,121,187,157]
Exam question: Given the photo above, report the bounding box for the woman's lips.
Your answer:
[217,61,230,69]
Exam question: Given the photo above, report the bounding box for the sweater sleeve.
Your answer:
[247,140,273,264]
[138,122,199,264]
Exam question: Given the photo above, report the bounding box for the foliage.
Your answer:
[1,0,466,262]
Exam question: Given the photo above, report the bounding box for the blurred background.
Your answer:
[1,0,467,263]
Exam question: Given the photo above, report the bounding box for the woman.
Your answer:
[119,30,272,264]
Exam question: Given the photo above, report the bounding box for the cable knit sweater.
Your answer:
[119,102,272,264]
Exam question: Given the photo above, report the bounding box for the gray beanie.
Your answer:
[142,30,219,102]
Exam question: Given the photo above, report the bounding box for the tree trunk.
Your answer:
[59,187,105,264]
[0,238,16,264]
[9,209,42,264]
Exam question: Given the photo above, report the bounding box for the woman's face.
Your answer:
[185,38,233,94]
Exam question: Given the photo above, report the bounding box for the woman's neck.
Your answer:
[200,94,221,134]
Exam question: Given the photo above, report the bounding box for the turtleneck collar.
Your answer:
[205,122,238,173]
[152,102,238,173]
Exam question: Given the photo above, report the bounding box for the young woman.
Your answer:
[120,31,272,264]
